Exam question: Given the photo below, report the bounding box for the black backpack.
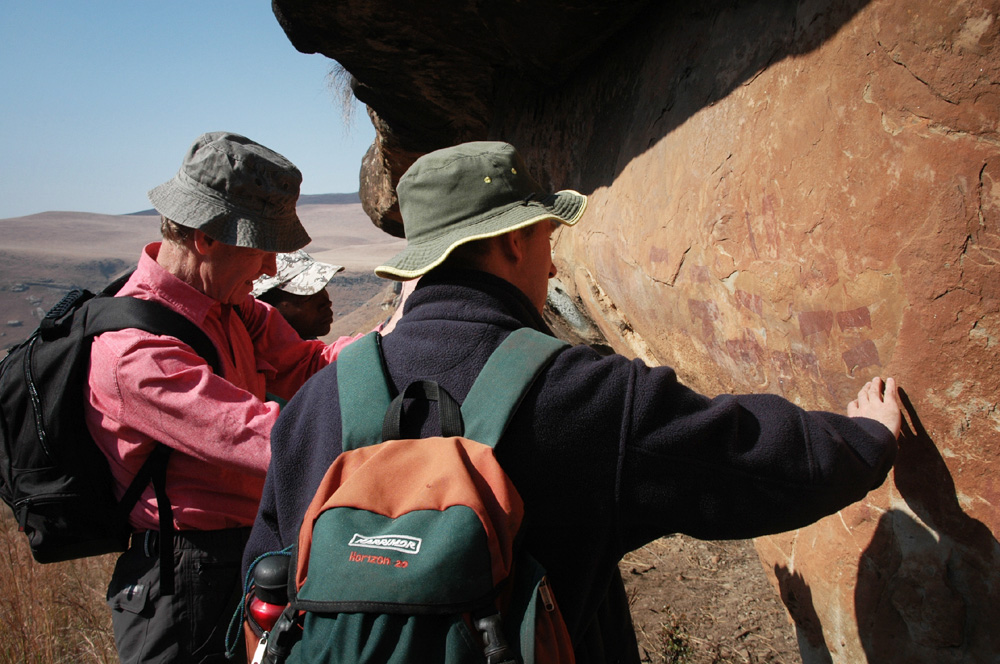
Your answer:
[0,275,220,583]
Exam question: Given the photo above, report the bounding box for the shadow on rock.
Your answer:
[855,389,1000,663]
[773,566,833,664]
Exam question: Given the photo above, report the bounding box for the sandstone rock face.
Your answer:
[275,0,999,661]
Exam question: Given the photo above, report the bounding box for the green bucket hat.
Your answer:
[148,131,311,253]
[375,141,587,280]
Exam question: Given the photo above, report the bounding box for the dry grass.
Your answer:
[0,512,118,663]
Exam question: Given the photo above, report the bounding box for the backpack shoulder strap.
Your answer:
[82,296,221,374]
[336,332,393,451]
[461,328,568,447]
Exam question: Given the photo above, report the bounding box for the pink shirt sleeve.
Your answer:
[235,298,362,401]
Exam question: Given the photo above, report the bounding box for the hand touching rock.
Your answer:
[848,376,901,439]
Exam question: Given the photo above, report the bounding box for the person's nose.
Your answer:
[261,253,278,277]
[549,251,558,279]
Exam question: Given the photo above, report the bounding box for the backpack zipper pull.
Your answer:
[539,576,556,612]
[250,632,269,664]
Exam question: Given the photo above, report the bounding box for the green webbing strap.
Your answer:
[461,328,568,447]
[336,332,393,451]
[337,329,568,451]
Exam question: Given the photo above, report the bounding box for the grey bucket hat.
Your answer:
[375,141,587,280]
[148,131,311,252]
[251,250,344,297]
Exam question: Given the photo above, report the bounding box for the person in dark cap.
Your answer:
[252,250,342,340]
[85,132,361,663]
[245,141,902,663]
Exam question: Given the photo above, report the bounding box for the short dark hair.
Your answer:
[439,236,493,271]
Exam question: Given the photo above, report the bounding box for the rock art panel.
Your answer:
[275,0,999,660]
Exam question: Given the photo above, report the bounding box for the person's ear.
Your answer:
[497,228,527,264]
[274,299,297,317]
[191,229,216,256]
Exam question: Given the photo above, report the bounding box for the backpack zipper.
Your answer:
[23,335,52,461]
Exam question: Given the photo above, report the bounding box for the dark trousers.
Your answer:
[106,528,251,664]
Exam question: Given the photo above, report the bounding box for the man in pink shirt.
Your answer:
[84,132,358,663]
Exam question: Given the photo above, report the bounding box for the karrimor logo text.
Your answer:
[349,533,422,555]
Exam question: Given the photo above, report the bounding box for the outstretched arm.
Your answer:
[848,376,901,440]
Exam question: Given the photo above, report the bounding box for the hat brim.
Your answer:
[148,178,310,253]
[275,261,345,296]
[251,256,343,297]
[375,189,586,281]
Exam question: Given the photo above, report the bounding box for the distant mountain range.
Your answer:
[0,193,404,349]
[126,192,363,215]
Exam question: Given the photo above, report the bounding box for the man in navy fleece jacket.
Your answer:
[244,141,901,664]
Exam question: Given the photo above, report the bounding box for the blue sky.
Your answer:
[0,2,374,219]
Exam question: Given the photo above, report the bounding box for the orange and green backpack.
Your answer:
[255,328,576,664]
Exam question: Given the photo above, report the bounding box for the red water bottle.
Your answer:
[247,555,290,633]
[248,594,285,633]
